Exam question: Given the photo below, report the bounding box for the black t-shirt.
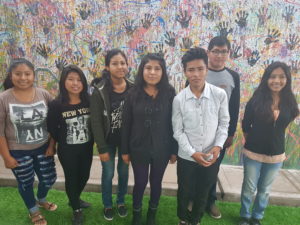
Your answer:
[47,100,92,146]
[107,85,129,146]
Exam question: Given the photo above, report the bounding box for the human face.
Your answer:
[106,54,128,79]
[11,64,35,90]
[267,67,287,93]
[207,45,229,70]
[65,72,83,96]
[184,59,208,90]
[143,60,163,87]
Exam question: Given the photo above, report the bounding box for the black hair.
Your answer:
[250,61,299,122]
[208,36,231,51]
[181,47,208,71]
[57,65,89,105]
[101,49,128,89]
[4,58,35,90]
[132,53,174,101]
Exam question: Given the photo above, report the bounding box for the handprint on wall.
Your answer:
[36,44,51,59]
[282,6,297,24]
[256,7,271,27]
[235,10,249,28]
[64,15,75,30]
[141,14,154,29]
[247,50,260,67]
[264,29,281,45]
[202,2,222,21]
[123,19,136,35]
[176,9,192,28]
[180,37,193,51]
[39,17,54,35]
[89,40,102,56]
[230,44,242,59]
[55,57,68,72]
[286,34,299,51]
[25,2,39,16]
[154,43,165,56]
[164,31,176,47]
[217,21,233,38]
[76,3,91,20]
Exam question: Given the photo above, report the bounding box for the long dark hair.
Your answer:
[132,53,174,101]
[4,58,35,90]
[250,61,299,122]
[57,65,89,105]
[101,49,128,88]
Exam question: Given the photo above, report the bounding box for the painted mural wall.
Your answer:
[0,0,299,168]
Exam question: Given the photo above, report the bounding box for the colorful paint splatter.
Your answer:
[1,0,299,168]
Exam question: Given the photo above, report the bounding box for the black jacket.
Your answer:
[121,87,178,164]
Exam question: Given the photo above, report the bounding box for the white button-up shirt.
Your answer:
[172,82,230,162]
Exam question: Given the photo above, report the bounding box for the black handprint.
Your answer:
[247,50,260,67]
[286,34,299,50]
[154,43,165,56]
[88,61,100,78]
[39,17,54,35]
[217,22,233,38]
[264,29,281,45]
[202,3,222,21]
[256,7,271,27]
[89,40,102,56]
[235,10,249,28]
[25,2,39,16]
[76,3,91,20]
[137,45,148,57]
[141,14,154,29]
[123,20,136,35]
[230,44,242,59]
[262,59,274,69]
[180,37,193,51]
[164,31,176,47]
[64,15,75,30]
[71,54,85,67]
[282,6,297,24]
[55,57,68,71]
[36,44,51,59]
[176,9,192,28]
[290,60,300,74]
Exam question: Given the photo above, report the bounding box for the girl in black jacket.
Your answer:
[121,53,178,225]
[47,65,93,225]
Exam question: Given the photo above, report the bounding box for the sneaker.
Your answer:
[103,208,114,221]
[239,217,251,225]
[178,221,189,225]
[117,205,128,217]
[251,218,262,225]
[72,209,83,225]
[208,204,221,219]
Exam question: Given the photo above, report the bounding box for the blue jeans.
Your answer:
[240,155,282,220]
[101,145,129,208]
[10,144,57,213]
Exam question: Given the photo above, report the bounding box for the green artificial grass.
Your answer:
[0,187,299,225]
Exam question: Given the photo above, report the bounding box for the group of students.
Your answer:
[0,36,298,225]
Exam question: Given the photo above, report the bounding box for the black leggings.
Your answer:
[131,159,169,209]
[58,143,93,210]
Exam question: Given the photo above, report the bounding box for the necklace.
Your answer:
[12,87,36,103]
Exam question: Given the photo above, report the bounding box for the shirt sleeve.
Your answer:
[120,93,133,155]
[47,100,60,142]
[172,95,196,156]
[214,91,230,148]
[242,99,254,133]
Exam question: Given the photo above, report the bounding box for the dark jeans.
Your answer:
[131,159,169,209]
[57,143,93,210]
[177,157,219,224]
[10,143,57,213]
[101,145,129,208]
[206,147,226,208]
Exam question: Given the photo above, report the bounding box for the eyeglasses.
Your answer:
[210,50,229,56]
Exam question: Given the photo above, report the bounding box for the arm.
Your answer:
[45,137,56,156]
[242,99,254,142]
[168,88,178,162]
[90,89,110,155]
[120,94,133,164]
[0,137,18,169]
[47,100,60,142]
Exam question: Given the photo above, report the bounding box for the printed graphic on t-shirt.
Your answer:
[9,101,48,144]
[111,100,124,133]
[66,115,91,144]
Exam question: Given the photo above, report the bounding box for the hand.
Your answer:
[169,154,177,164]
[209,146,222,164]
[191,152,212,167]
[122,154,130,164]
[99,153,110,162]
[45,146,56,157]
[223,136,234,149]
[3,155,19,169]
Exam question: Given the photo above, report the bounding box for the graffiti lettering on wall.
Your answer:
[1,0,299,168]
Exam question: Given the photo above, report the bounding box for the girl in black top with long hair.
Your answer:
[121,53,177,225]
[239,62,299,225]
[47,65,93,225]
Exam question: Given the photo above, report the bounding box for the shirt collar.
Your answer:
[185,82,210,100]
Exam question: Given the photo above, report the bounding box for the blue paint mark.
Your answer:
[157,16,165,29]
